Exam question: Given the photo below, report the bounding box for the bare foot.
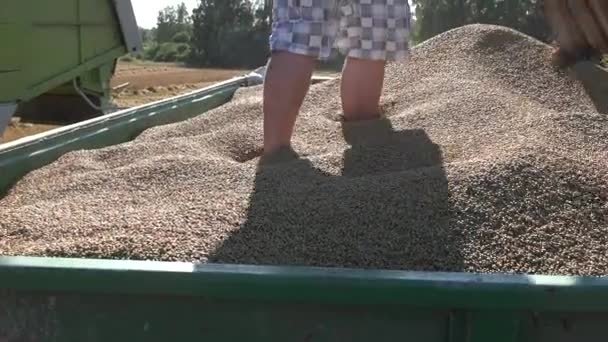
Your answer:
[260,145,300,165]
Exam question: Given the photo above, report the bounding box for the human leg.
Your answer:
[263,52,315,154]
[263,0,338,155]
[341,57,386,121]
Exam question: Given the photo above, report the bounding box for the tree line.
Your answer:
[412,0,550,43]
[137,1,271,68]
[134,0,553,68]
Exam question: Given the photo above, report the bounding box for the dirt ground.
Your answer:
[2,119,59,144]
[110,61,247,108]
[1,62,246,143]
[109,61,337,107]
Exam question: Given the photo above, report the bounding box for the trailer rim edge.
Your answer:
[1,256,608,312]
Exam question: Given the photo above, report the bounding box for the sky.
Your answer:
[131,0,199,29]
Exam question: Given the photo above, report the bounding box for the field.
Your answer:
[110,61,247,108]
[1,61,246,143]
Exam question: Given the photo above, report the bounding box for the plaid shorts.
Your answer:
[270,0,412,61]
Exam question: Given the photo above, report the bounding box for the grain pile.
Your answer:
[1,24,607,276]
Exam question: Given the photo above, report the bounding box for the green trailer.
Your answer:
[0,0,141,133]
[2,67,608,341]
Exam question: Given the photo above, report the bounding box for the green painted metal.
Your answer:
[0,76,247,196]
[3,257,608,311]
[1,257,608,341]
[0,0,136,104]
[2,74,608,340]
[467,311,522,342]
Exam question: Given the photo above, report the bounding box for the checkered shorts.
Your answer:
[270,0,412,61]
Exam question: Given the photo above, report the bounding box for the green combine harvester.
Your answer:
[1,1,608,341]
[0,0,141,133]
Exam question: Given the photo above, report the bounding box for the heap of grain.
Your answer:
[1,25,607,276]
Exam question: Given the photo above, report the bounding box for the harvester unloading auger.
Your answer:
[0,0,142,134]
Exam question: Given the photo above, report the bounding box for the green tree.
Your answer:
[155,3,192,44]
[141,0,270,66]
[412,0,549,43]
[176,2,190,25]
[156,6,178,43]
[191,0,265,67]
[141,2,194,62]
[172,31,191,43]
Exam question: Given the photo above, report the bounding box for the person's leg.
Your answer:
[340,57,386,122]
[263,52,316,154]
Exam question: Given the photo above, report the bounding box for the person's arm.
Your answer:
[544,0,608,66]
